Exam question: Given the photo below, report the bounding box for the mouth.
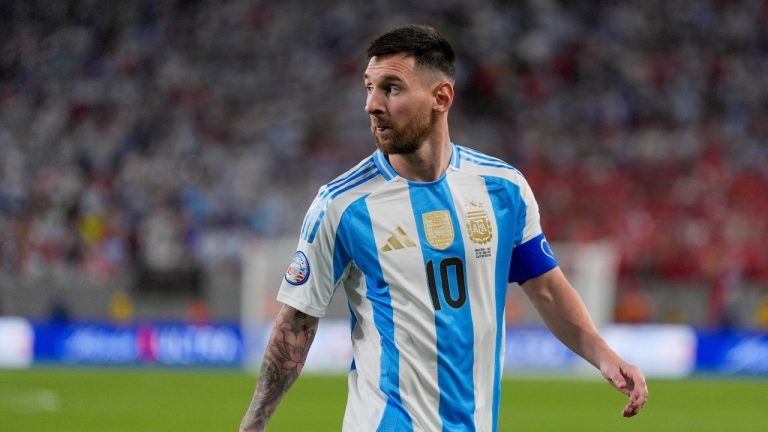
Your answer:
[372,117,391,131]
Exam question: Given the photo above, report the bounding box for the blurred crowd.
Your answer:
[1,0,767,288]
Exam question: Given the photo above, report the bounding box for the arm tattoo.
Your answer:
[240,307,318,431]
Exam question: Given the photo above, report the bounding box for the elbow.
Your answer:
[521,278,555,307]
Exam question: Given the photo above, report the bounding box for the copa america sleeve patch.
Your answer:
[285,251,311,285]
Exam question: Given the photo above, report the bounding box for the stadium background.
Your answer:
[1,0,767,431]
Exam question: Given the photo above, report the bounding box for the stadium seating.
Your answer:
[1,0,766,323]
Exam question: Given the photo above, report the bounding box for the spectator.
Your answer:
[0,1,766,313]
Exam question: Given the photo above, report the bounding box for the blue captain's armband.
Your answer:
[508,233,558,284]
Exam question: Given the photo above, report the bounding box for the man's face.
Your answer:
[363,54,437,155]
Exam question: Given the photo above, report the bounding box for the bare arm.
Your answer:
[521,267,648,417]
[239,304,319,432]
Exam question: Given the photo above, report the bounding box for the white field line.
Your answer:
[0,388,61,413]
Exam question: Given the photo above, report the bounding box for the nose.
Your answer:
[365,90,384,116]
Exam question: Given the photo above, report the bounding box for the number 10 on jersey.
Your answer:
[425,257,467,310]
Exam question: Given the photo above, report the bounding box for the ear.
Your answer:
[433,81,454,114]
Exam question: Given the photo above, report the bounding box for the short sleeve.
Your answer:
[508,177,558,284]
[277,205,350,318]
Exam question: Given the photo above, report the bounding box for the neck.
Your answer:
[387,131,452,182]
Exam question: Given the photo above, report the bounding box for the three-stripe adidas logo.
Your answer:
[381,227,417,252]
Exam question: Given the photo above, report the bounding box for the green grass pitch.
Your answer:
[1,368,765,431]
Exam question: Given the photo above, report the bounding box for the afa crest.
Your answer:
[466,201,492,245]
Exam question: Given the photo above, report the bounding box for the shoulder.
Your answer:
[300,154,387,243]
[453,144,527,186]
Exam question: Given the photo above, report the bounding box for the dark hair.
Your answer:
[367,24,455,79]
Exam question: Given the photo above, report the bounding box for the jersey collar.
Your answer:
[373,143,460,182]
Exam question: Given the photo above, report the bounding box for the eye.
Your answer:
[386,85,400,95]
[365,85,373,94]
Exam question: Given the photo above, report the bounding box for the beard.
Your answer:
[371,109,435,155]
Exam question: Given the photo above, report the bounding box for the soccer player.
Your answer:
[240,24,648,432]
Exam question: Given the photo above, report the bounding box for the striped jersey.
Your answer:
[278,143,558,432]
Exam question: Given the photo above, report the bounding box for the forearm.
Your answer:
[523,268,649,416]
[240,305,319,432]
[543,308,616,369]
[521,267,616,369]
